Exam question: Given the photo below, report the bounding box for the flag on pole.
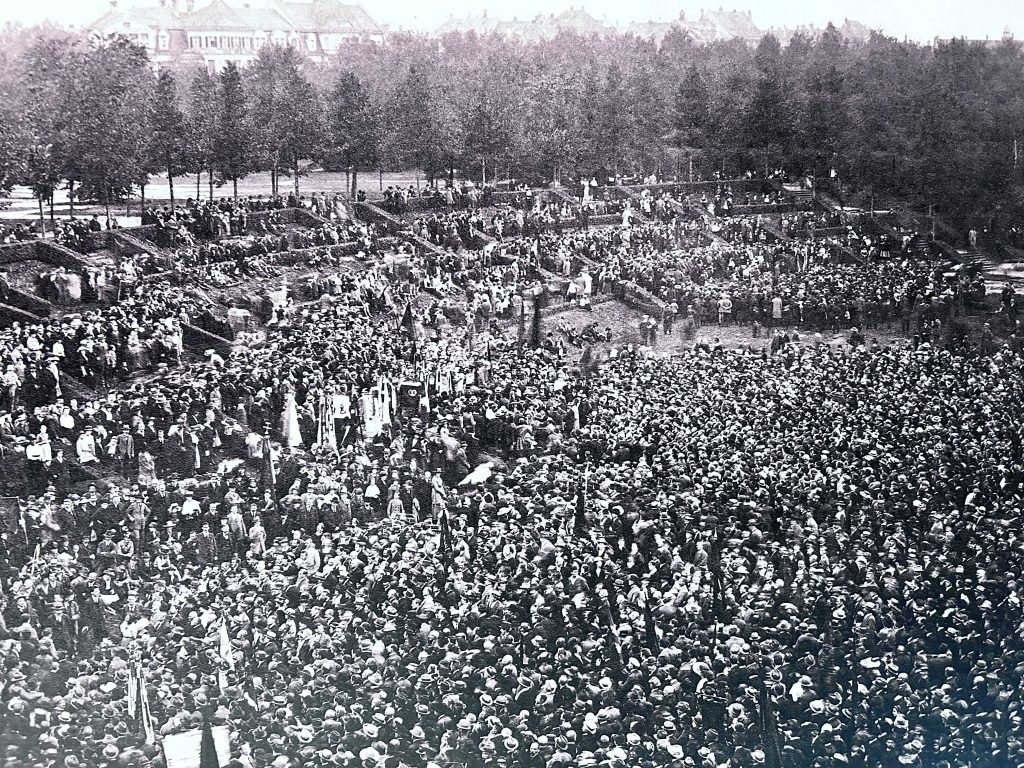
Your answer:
[198,715,221,768]
[0,497,28,545]
[126,659,139,720]
[643,586,660,655]
[261,435,277,498]
[130,661,156,743]
[219,620,235,670]
[28,543,42,579]
[400,302,416,337]
[316,391,338,453]
[140,669,155,744]
[530,300,542,348]
[574,465,589,537]
[400,302,418,362]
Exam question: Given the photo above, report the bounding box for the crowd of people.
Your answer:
[0,221,42,244]
[143,193,349,248]
[2,173,1022,768]
[53,218,113,253]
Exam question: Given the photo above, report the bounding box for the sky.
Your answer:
[0,0,1021,42]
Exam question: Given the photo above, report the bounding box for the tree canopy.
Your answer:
[0,25,1022,234]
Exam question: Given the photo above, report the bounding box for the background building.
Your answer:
[436,7,873,46]
[88,0,385,71]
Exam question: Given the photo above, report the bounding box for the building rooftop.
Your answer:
[89,0,383,39]
[178,0,252,31]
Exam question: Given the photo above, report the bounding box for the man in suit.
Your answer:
[194,521,218,567]
[115,425,135,478]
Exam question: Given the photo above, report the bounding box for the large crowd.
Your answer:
[1,175,1021,768]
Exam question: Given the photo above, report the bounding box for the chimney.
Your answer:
[187,0,194,11]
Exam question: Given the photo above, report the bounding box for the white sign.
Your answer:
[162,726,231,768]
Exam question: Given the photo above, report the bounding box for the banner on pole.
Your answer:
[162,726,230,768]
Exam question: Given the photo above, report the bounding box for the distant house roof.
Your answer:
[434,14,500,35]
[698,9,762,41]
[766,24,821,44]
[178,0,253,31]
[839,18,871,43]
[493,17,551,42]
[276,0,383,35]
[626,20,677,41]
[236,6,293,32]
[553,7,609,35]
[90,5,179,31]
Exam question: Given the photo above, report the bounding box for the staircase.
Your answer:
[781,183,815,206]
[910,238,934,261]
[113,229,175,268]
[967,247,1024,291]
[550,185,581,207]
[614,185,652,222]
[354,201,446,256]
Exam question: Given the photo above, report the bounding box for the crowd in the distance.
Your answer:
[3,174,1023,768]
[4,293,1024,768]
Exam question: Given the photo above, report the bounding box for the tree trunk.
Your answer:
[141,183,146,217]
[345,167,351,196]
[208,168,214,200]
[233,177,238,200]
[104,184,111,225]
[167,153,175,207]
[196,171,201,200]
[482,158,486,186]
[351,169,358,200]
[49,191,54,223]
[379,169,383,191]
[68,179,74,219]
[38,197,45,237]
[293,155,300,197]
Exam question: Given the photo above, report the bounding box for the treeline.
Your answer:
[1,23,1023,235]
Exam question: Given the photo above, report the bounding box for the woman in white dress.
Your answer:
[280,381,303,448]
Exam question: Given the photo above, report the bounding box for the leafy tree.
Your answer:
[321,71,379,197]
[387,64,460,184]
[24,143,59,232]
[150,69,187,206]
[214,61,251,199]
[185,68,218,201]
[274,52,323,197]
[798,24,848,177]
[594,64,628,173]
[462,96,510,185]
[69,36,155,219]
[247,46,322,197]
[747,34,793,172]
[0,101,27,197]
[523,70,587,184]
[674,65,712,150]
[624,64,666,174]
[19,34,88,215]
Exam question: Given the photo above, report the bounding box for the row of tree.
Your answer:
[0,23,1023,235]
